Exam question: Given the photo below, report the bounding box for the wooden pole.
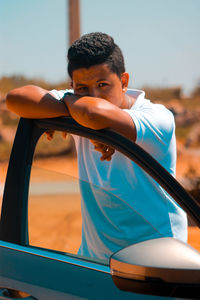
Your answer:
[68,0,80,46]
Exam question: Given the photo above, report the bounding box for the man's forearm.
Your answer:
[6,85,69,118]
[63,94,112,129]
[63,94,136,142]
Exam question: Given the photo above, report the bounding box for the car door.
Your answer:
[0,117,200,299]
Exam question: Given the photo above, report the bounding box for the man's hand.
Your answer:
[90,140,115,161]
[45,130,67,140]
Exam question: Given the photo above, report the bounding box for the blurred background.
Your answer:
[0,0,200,253]
[1,0,200,181]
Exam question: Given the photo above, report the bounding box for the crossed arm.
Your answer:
[6,85,136,160]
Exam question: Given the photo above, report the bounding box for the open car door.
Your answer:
[1,117,200,299]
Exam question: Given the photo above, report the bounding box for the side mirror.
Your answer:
[110,238,200,298]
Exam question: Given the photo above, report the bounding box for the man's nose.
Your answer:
[89,88,100,98]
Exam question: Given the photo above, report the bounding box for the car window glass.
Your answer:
[27,131,200,264]
[28,132,81,254]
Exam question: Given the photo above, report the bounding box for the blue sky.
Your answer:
[0,0,200,94]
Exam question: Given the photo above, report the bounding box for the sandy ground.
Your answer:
[1,152,200,255]
[28,194,82,254]
[176,144,200,178]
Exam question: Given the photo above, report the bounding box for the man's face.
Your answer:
[72,63,129,108]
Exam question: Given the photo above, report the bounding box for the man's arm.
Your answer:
[6,85,136,142]
[6,85,69,118]
[64,95,136,142]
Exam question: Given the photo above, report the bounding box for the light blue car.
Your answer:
[1,117,200,299]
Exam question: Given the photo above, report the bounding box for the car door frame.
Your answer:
[0,116,200,299]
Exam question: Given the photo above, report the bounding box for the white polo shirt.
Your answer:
[51,88,188,262]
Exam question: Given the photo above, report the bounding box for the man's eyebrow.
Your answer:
[96,78,108,82]
[76,83,87,87]
[76,78,108,86]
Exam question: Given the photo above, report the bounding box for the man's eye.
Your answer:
[98,83,108,88]
[77,87,88,92]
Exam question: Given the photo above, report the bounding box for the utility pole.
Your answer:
[68,0,80,46]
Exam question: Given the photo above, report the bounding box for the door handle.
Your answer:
[0,288,37,299]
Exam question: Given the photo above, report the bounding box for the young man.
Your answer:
[6,32,187,262]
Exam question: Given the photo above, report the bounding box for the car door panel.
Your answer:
[0,241,164,299]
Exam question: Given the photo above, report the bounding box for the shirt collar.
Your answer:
[127,89,146,108]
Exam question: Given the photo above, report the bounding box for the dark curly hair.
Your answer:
[67,32,125,78]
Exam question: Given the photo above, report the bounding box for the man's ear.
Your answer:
[70,80,73,88]
[121,72,129,93]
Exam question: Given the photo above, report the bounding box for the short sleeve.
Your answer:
[124,104,176,160]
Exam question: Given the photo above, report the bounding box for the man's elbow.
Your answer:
[6,85,42,116]
[6,88,21,113]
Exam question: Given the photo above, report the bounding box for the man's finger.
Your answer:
[100,147,115,161]
[62,132,68,139]
[90,139,96,145]
[94,143,105,151]
[45,130,55,140]
[91,140,106,152]
[90,140,115,161]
